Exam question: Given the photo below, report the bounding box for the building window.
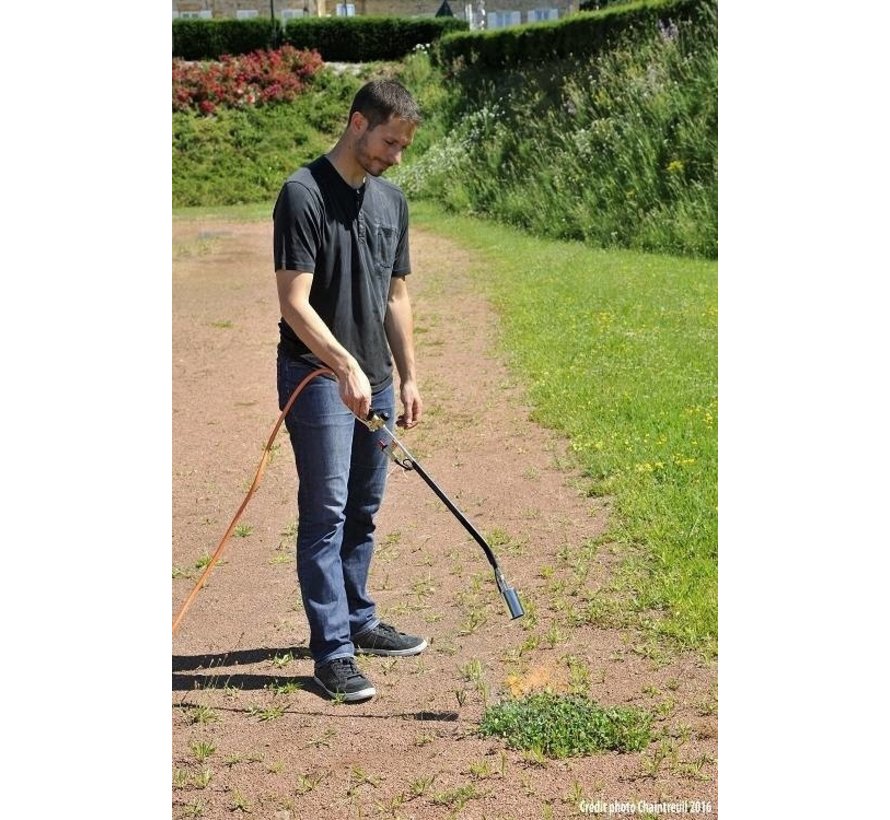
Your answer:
[488,10,521,29]
[529,8,559,22]
[335,4,356,16]
[178,10,213,19]
[281,8,306,21]
[236,9,259,19]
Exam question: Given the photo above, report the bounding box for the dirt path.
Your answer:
[172,219,718,819]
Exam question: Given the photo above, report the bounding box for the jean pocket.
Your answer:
[276,356,290,410]
[277,353,306,409]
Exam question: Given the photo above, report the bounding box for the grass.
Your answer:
[295,771,326,794]
[270,651,294,669]
[347,767,381,796]
[173,202,270,222]
[410,202,716,654]
[189,740,216,763]
[192,768,213,789]
[431,783,482,809]
[266,680,303,695]
[479,692,652,758]
[230,791,251,812]
[184,705,219,725]
[181,800,205,818]
[247,703,286,721]
[410,774,436,797]
[193,553,214,571]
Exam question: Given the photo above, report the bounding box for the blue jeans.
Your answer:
[277,351,395,666]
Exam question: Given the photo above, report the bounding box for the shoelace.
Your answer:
[330,658,364,682]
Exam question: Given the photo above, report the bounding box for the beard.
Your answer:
[355,134,390,178]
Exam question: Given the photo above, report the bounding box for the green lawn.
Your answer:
[173,203,269,222]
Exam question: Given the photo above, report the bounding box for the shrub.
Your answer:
[172,46,324,116]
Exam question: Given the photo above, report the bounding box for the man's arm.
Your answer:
[276,269,372,419]
[384,275,423,428]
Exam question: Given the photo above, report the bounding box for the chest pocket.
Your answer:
[369,224,398,274]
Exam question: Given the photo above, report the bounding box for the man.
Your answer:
[273,80,425,702]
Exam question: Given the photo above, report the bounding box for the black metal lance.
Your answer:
[363,411,525,620]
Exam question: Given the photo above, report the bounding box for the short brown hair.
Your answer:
[348,80,422,130]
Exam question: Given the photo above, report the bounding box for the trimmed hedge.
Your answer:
[433,0,712,70]
[283,17,466,62]
[173,19,279,60]
[173,16,467,62]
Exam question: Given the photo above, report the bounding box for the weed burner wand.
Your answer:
[363,411,525,620]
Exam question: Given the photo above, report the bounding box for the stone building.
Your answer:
[172,0,577,29]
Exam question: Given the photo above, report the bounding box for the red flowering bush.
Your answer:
[173,45,324,115]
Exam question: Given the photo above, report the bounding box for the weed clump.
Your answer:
[479,692,651,758]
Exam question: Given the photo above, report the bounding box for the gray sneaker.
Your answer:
[353,622,428,656]
[313,657,376,701]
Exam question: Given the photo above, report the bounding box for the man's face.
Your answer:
[353,114,416,177]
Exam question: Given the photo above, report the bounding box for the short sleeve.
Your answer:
[392,195,411,275]
[273,180,322,272]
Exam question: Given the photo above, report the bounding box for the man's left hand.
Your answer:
[397,380,423,429]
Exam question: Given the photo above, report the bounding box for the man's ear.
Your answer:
[349,110,369,136]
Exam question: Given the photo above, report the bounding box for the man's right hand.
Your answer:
[337,359,372,420]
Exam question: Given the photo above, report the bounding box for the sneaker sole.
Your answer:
[313,675,376,702]
[354,639,428,657]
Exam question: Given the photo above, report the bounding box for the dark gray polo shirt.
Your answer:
[273,155,411,390]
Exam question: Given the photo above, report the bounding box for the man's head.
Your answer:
[346,81,421,178]
[348,80,422,131]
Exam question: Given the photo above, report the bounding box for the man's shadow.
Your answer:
[171,646,460,721]
[172,646,315,692]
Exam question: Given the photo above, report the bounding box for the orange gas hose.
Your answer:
[172,366,333,636]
